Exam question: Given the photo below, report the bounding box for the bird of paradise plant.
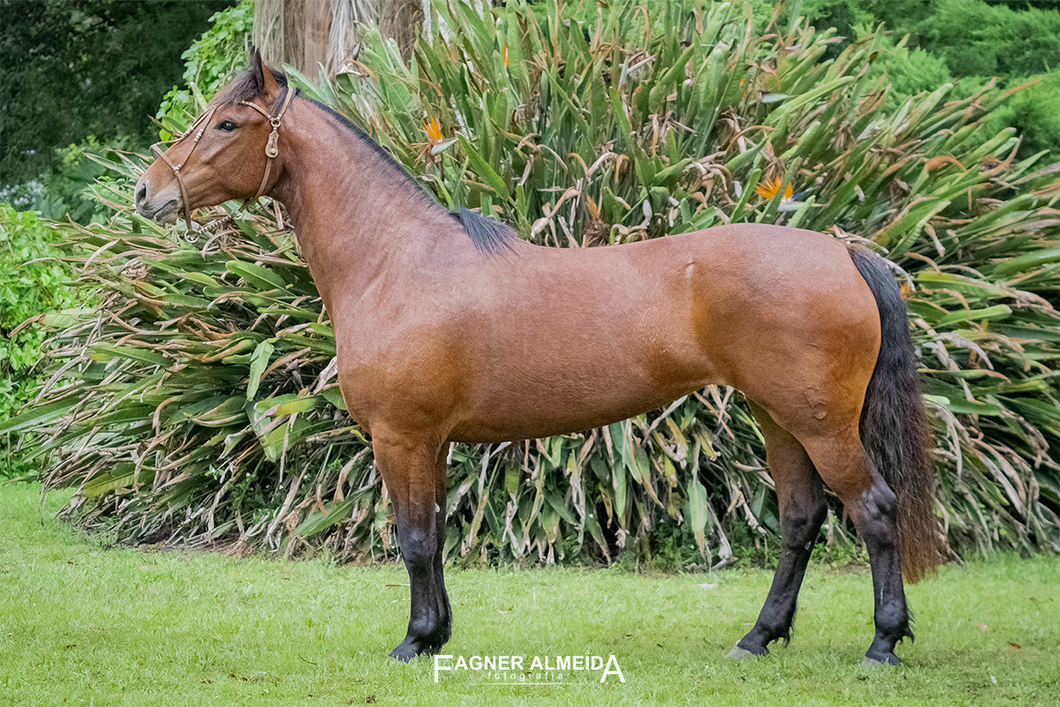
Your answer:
[755,176,794,201]
[422,115,443,143]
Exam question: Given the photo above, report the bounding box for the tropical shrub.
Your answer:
[8,0,1059,567]
[0,206,79,477]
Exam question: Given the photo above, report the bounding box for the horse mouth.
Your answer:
[140,199,179,224]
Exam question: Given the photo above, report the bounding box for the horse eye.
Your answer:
[217,120,238,132]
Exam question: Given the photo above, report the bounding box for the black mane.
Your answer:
[221,67,519,255]
[303,100,517,254]
[448,208,517,255]
[307,98,435,202]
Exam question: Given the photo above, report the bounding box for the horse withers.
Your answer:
[135,53,943,665]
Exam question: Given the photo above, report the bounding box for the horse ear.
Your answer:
[249,47,281,97]
[250,47,265,93]
[260,59,281,96]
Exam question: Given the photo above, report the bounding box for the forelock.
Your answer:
[214,68,290,108]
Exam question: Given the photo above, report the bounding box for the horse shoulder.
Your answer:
[332,282,476,431]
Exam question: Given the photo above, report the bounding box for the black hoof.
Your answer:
[388,630,448,661]
[389,639,430,661]
[728,645,765,660]
[861,651,900,667]
[730,638,771,659]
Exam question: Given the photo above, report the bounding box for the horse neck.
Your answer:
[269,99,458,310]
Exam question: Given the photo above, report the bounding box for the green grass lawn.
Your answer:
[1,483,1057,706]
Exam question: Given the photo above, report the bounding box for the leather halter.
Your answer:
[150,86,295,232]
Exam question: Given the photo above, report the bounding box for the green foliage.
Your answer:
[0,206,78,477]
[2,137,138,224]
[781,0,1060,79]
[156,0,256,139]
[754,0,1060,159]
[763,0,934,44]
[796,0,874,36]
[871,37,954,110]
[2,1,244,224]
[0,0,232,187]
[919,0,1060,78]
[987,71,1060,158]
[12,0,1060,567]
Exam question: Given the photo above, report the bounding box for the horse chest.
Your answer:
[333,319,460,430]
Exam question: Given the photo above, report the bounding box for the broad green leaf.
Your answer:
[247,339,275,400]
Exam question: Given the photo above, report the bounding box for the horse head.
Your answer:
[135,50,292,228]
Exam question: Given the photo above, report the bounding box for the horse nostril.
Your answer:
[135,184,147,207]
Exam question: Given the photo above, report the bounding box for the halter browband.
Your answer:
[151,86,295,232]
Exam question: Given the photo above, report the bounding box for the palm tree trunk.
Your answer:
[253,0,380,79]
[378,0,424,59]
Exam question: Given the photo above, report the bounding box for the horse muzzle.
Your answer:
[134,175,180,224]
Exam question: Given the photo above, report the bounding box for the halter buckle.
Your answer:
[265,130,280,159]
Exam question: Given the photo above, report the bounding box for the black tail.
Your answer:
[848,246,943,583]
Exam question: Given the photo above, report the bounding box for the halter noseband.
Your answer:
[150,86,296,232]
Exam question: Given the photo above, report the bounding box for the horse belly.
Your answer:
[449,270,721,442]
[451,369,707,442]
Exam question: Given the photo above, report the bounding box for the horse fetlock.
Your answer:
[409,610,451,644]
[863,614,912,666]
[875,599,911,638]
[736,624,786,656]
[861,650,900,667]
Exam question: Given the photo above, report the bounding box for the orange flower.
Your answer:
[422,115,443,143]
[754,176,793,200]
[503,42,509,68]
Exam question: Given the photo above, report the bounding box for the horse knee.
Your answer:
[398,525,436,572]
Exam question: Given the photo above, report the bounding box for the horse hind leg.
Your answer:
[730,402,827,659]
[797,428,913,665]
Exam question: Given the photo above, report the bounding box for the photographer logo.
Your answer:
[433,654,625,684]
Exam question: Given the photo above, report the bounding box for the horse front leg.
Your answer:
[432,444,452,647]
[372,430,450,660]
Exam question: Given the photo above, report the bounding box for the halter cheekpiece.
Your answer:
[151,86,296,233]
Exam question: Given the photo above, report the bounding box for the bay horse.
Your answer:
[135,54,942,665]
